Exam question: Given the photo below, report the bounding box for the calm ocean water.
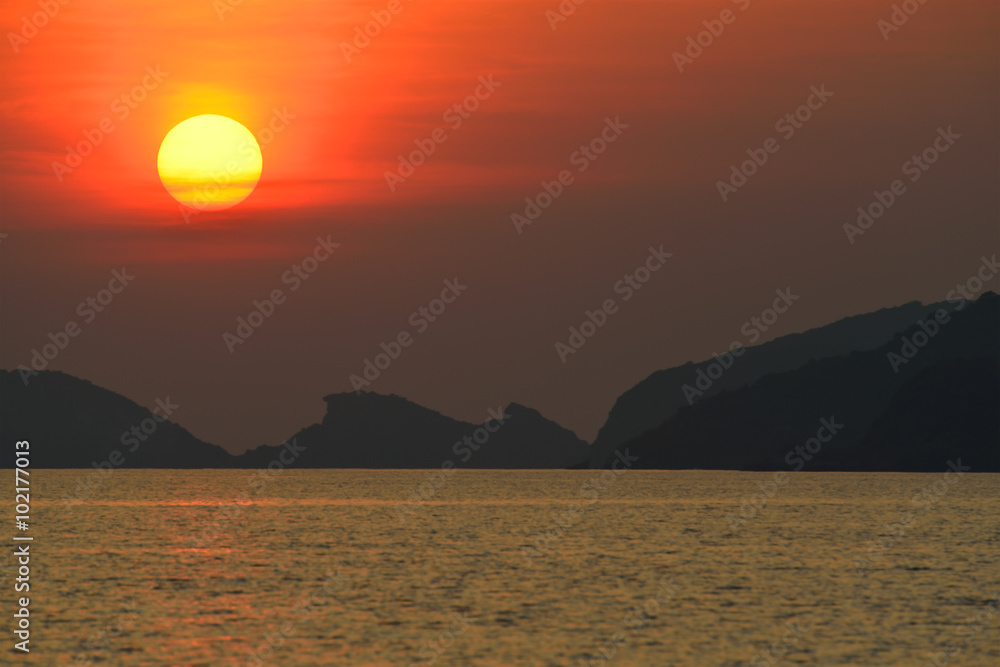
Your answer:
[6,469,999,666]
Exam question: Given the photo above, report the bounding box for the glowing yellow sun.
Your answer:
[157,115,262,211]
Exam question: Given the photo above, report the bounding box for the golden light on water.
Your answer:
[157,115,262,211]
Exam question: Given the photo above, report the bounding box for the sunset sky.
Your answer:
[1,0,997,453]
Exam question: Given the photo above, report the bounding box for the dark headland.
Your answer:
[3,293,997,472]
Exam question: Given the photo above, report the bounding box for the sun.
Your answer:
[157,115,263,211]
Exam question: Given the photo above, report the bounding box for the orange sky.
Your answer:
[1,0,998,451]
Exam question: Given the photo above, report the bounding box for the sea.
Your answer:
[7,469,999,666]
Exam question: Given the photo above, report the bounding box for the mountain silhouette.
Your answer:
[588,298,954,468]
[0,373,589,469]
[1,295,995,471]
[853,358,999,471]
[0,371,231,468]
[603,292,999,471]
[235,392,590,468]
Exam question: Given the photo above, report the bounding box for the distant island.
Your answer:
[2,292,997,472]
